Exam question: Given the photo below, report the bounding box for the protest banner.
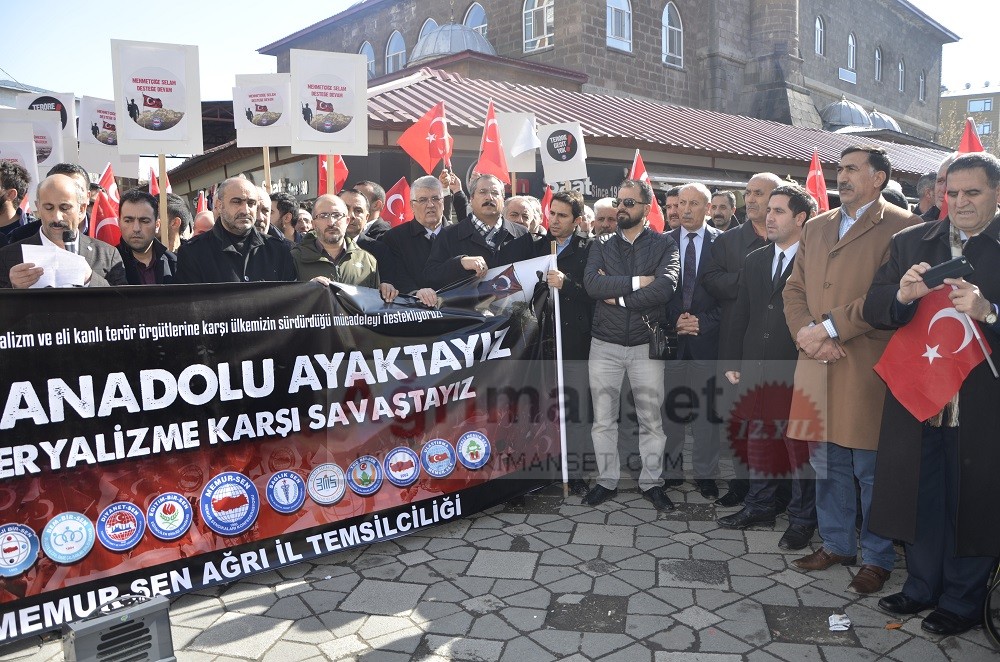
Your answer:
[289,50,368,157]
[0,258,559,643]
[15,92,77,164]
[538,122,588,185]
[78,96,139,175]
[0,123,41,206]
[0,109,64,171]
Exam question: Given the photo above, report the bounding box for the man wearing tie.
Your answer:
[719,184,818,551]
[665,183,723,498]
[379,175,443,307]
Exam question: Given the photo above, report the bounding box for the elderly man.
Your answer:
[912,171,936,217]
[193,210,215,236]
[504,195,542,235]
[710,191,739,232]
[592,197,617,236]
[116,188,176,285]
[0,174,126,288]
[291,193,380,291]
[175,177,295,284]
[783,146,919,594]
[380,175,443,306]
[864,152,1000,635]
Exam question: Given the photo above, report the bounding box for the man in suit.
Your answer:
[422,174,535,290]
[0,174,126,288]
[718,184,817,550]
[664,183,723,498]
[353,180,390,241]
[864,153,1000,636]
[116,187,177,285]
[783,146,920,594]
[702,172,781,506]
[379,175,442,307]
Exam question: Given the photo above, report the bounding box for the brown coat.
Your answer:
[782,198,919,449]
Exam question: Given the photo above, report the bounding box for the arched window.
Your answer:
[874,47,882,82]
[847,33,856,71]
[419,18,439,41]
[662,2,683,68]
[919,70,926,101]
[464,2,488,37]
[898,59,905,93]
[606,0,632,52]
[359,41,376,78]
[523,0,554,52]
[386,31,406,74]
[814,16,825,56]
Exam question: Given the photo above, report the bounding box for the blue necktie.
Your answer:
[682,232,697,310]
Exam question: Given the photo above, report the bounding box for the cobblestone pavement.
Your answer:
[2,480,996,662]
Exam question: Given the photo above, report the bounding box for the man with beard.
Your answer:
[340,187,389,266]
[353,180,390,241]
[581,179,680,511]
[592,197,618,236]
[664,186,682,230]
[710,191,739,231]
[116,188,176,284]
[0,174,126,288]
[291,193,380,290]
[422,174,535,289]
[254,186,282,242]
[174,177,296,284]
[270,192,302,244]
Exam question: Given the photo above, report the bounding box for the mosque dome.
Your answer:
[868,108,901,132]
[820,96,873,130]
[409,24,496,66]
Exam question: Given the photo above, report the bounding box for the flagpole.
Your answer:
[510,172,516,193]
[967,312,999,378]
[325,155,335,194]
[157,153,169,246]
[262,147,272,194]
[550,241,569,497]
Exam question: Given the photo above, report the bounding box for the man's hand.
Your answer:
[546,268,566,289]
[725,371,740,385]
[676,312,699,335]
[638,275,654,288]
[796,324,830,358]
[813,337,847,363]
[310,276,332,287]
[897,261,938,304]
[461,256,488,277]
[9,263,43,289]
[414,287,439,307]
[380,282,399,303]
[945,277,992,321]
[440,169,461,194]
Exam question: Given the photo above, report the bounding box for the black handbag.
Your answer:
[644,315,677,360]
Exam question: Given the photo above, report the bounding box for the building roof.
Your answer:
[0,79,54,95]
[893,0,959,42]
[366,69,948,176]
[258,0,386,55]
[410,24,495,64]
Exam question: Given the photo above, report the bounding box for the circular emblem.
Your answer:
[545,129,578,162]
[146,493,193,541]
[420,439,457,479]
[267,471,306,514]
[726,382,821,478]
[384,447,421,487]
[200,472,260,536]
[307,463,347,505]
[268,446,295,472]
[456,431,492,470]
[96,502,145,552]
[26,95,68,129]
[0,524,39,577]
[347,456,383,496]
[151,117,162,129]
[178,464,204,492]
[42,512,95,564]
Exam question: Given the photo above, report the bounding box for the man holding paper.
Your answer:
[0,174,125,288]
[863,152,1000,637]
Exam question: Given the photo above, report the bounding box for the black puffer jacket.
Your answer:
[584,227,680,346]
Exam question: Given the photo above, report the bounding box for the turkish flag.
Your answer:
[628,149,664,232]
[315,99,334,113]
[539,185,552,230]
[806,151,830,213]
[196,191,208,214]
[940,118,987,220]
[317,155,348,196]
[142,94,162,109]
[102,121,116,132]
[474,101,510,185]
[98,162,119,205]
[255,103,268,113]
[380,177,413,228]
[478,264,523,300]
[90,191,121,246]
[874,287,991,421]
[148,167,172,196]
[397,102,453,174]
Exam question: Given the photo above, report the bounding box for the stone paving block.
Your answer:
[743,530,787,553]
[763,604,863,646]
[420,580,472,603]
[693,588,742,612]
[743,651,786,662]
[530,629,584,656]
[318,634,369,660]
[598,545,645,563]
[594,573,646,596]
[613,568,657,590]
[705,538,748,556]
[530,531,572,548]
[617,552,657,572]
[820,646,882,662]
[600,641,653,661]
[627,613,672,639]
[752,584,800,606]
[470,532,516,550]
[299,589,348,614]
[672,605,723,630]
[220,582,278,615]
[467,550,539,579]
[424,634,504,660]
[658,559,729,590]
[409,601,463,626]
[768,568,815,589]
[852,626,909,658]
[421,610,474,636]
[671,531,708,546]
[358,615,414,641]
[571,522,636,547]
[189,612,291,659]
[578,558,619,577]
[398,550,435,566]
[628,591,675,615]
[503,586,551,608]
[797,585,851,609]
[545,593,629,633]
[367,625,425,654]
[471,613,520,640]
[654,654,742,661]
[728,575,775,596]
[639,540,693,559]
[498,635,557,662]
[399,564,445,585]
[266,595,312,621]
[697,626,755,654]
[451,576,496,597]
[461,594,505,615]
[499,606,547,631]
[338,579,425,615]
[648,586,696,609]
[581,632,636,658]
[763,642,824,661]
[490,579,540,599]
[261,641,319,662]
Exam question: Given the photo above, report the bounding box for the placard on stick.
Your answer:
[289,49,368,156]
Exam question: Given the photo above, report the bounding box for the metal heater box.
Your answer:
[62,594,176,662]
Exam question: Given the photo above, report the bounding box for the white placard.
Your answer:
[0,123,41,205]
[538,121,588,185]
[77,96,140,174]
[289,49,368,156]
[15,92,78,163]
[0,109,64,170]
[111,39,203,155]
[233,73,293,148]
[497,112,537,173]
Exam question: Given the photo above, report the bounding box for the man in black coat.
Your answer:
[422,174,535,290]
[702,172,781,506]
[863,152,1000,637]
[718,185,817,550]
[174,177,296,284]
[116,188,176,285]
[381,175,445,295]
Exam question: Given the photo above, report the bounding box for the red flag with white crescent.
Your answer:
[540,185,553,230]
[98,163,119,205]
[142,94,162,109]
[806,151,830,213]
[318,155,349,196]
[474,101,510,185]
[380,177,413,228]
[939,118,987,220]
[196,191,208,214]
[90,191,122,246]
[397,102,452,174]
[628,149,664,232]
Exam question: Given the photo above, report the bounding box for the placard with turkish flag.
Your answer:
[806,151,830,213]
[874,287,991,421]
[234,73,293,148]
[380,177,413,227]
[475,101,510,185]
[628,149,665,233]
[397,102,452,174]
[78,96,139,174]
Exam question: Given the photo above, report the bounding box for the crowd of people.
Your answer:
[0,145,998,637]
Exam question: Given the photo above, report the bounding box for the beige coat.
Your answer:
[782,198,919,449]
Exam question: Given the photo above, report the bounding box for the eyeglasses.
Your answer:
[314,211,347,221]
[611,198,646,208]
[412,196,443,205]
[476,188,503,198]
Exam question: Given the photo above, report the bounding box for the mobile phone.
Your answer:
[921,256,974,289]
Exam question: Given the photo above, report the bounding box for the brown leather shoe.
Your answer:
[847,564,891,594]
[792,547,856,571]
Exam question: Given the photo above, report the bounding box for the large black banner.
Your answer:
[0,258,559,642]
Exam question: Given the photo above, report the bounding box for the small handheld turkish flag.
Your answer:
[380,177,413,228]
[628,149,665,232]
[475,101,510,185]
[98,163,119,205]
[317,155,348,196]
[142,94,162,109]
[91,191,121,246]
[397,102,452,174]
[315,99,334,113]
[806,151,830,213]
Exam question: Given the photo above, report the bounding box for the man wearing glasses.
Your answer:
[380,175,444,307]
[423,174,535,290]
[582,179,680,511]
[291,193,379,290]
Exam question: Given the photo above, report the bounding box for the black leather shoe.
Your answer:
[717,506,776,530]
[715,489,745,507]
[878,592,933,616]
[663,478,684,487]
[696,479,719,499]
[920,608,980,637]
[567,479,590,497]
[778,524,816,550]
[582,485,617,506]
[642,486,675,511]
